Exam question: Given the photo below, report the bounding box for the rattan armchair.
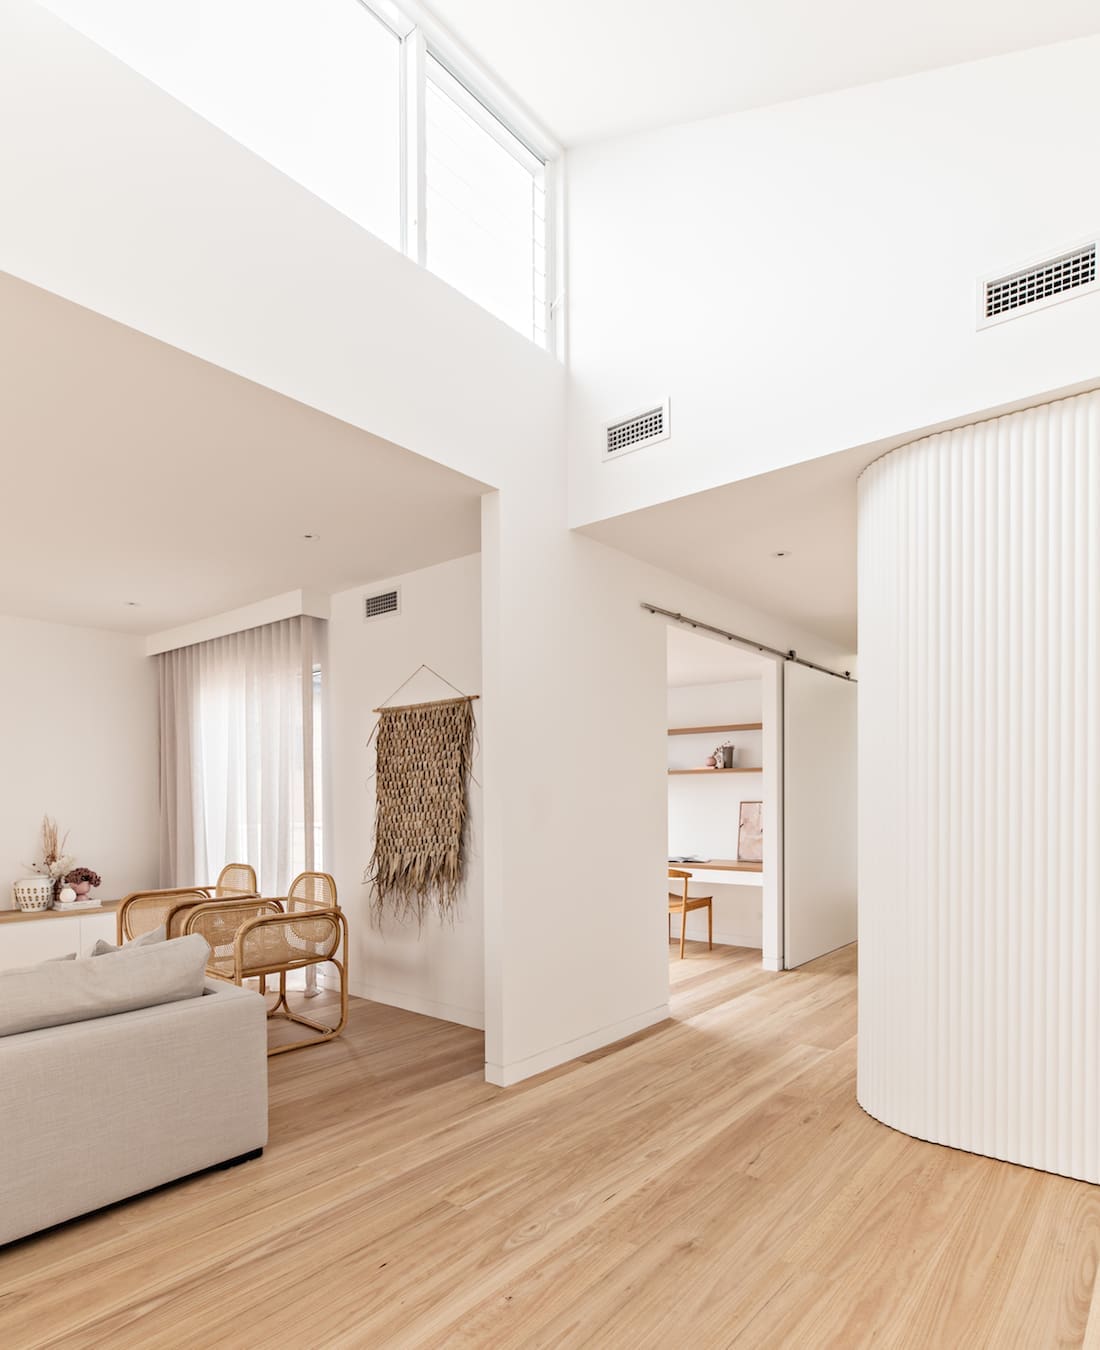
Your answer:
[183,872,347,1056]
[116,864,258,942]
[118,889,215,942]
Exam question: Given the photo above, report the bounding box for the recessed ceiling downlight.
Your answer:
[772,551,791,558]
[303,531,321,541]
[123,600,140,607]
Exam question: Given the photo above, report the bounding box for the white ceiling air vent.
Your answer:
[602,398,671,461]
[978,240,1098,328]
[364,588,400,621]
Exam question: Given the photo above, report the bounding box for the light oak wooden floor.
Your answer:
[3,942,1100,1348]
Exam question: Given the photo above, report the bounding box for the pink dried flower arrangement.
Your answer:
[64,867,102,889]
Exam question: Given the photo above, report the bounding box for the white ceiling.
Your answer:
[666,625,770,688]
[0,273,485,635]
[586,448,869,652]
[427,0,1100,145]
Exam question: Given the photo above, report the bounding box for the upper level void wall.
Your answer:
[566,36,1100,527]
[0,0,562,494]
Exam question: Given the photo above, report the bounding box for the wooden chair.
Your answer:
[668,868,713,960]
[183,871,347,1056]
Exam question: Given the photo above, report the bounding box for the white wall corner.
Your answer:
[485,1002,670,1088]
[350,979,485,1032]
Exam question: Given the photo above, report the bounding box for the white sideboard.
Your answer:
[0,906,120,970]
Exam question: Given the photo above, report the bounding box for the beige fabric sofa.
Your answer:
[0,978,268,1246]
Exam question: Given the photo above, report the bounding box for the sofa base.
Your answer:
[2,1147,265,1250]
[213,1146,265,1170]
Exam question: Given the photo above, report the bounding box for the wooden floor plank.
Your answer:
[2,942,1099,1348]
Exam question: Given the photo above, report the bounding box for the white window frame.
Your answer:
[359,0,562,354]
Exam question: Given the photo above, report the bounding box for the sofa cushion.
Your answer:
[0,934,211,1038]
[90,924,166,956]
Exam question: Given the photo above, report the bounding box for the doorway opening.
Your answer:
[665,626,781,969]
[664,621,858,974]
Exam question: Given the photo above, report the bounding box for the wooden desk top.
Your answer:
[0,899,121,926]
[669,859,763,873]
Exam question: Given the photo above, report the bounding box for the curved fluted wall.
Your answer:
[858,389,1100,1181]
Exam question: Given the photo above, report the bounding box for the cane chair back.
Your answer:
[213,863,258,898]
[118,889,213,943]
[287,871,338,911]
[283,872,340,964]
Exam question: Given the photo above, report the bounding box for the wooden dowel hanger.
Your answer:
[371,694,480,714]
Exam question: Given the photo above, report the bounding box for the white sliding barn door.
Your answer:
[783,662,857,968]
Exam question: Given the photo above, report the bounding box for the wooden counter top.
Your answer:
[0,899,121,926]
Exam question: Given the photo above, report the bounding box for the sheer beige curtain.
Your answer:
[157,616,324,894]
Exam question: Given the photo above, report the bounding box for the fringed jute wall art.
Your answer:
[366,692,476,926]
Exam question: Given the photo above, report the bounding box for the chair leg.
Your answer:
[267,959,350,1056]
[679,905,687,960]
[707,900,713,950]
[267,970,290,1015]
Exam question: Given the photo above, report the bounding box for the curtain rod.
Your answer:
[641,603,855,683]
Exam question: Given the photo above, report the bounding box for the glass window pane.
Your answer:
[41,0,402,248]
[425,57,546,343]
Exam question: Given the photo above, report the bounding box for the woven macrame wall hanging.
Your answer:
[367,695,475,925]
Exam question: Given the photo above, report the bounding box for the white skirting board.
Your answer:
[485,1003,670,1087]
[350,979,485,1031]
[668,916,763,950]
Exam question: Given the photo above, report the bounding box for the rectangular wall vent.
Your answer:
[603,398,670,460]
[979,241,1098,327]
[364,588,400,620]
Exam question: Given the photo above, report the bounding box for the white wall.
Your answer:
[567,36,1100,526]
[480,500,837,1079]
[667,679,765,949]
[0,4,850,1084]
[36,0,402,249]
[327,554,484,1029]
[0,615,157,911]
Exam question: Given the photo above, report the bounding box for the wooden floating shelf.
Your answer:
[667,723,763,736]
[668,767,762,775]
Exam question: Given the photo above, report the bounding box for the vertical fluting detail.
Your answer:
[857,389,1100,1181]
